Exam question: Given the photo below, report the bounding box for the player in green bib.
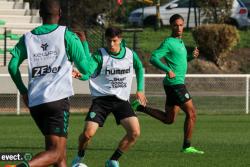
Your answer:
[132,14,204,154]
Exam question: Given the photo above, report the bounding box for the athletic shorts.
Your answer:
[30,98,70,137]
[164,84,192,106]
[85,96,137,127]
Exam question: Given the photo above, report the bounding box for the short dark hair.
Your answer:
[169,14,184,24]
[105,27,122,38]
[39,0,61,17]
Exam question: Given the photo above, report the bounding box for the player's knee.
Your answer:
[185,111,196,121]
[128,130,140,141]
[192,112,196,121]
[49,149,65,164]
[134,130,140,139]
[82,131,94,141]
[57,152,65,163]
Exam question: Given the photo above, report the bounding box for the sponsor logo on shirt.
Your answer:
[105,67,131,75]
[32,65,61,78]
[110,77,127,88]
[33,50,58,58]
[41,43,48,51]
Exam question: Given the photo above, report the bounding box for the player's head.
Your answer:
[169,14,184,38]
[39,0,61,23]
[105,27,122,53]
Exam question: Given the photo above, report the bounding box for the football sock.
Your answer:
[16,161,29,167]
[137,105,146,112]
[110,149,123,160]
[183,139,191,149]
[137,105,153,114]
[78,149,85,157]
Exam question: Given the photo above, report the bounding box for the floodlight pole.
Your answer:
[187,0,198,28]
[187,0,192,29]
[142,4,144,27]
[194,0,197,27]
[155,0,161,30]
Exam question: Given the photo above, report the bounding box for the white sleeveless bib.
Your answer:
[90,47,134,101]
[25,26,73,107]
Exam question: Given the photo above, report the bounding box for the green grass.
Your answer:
[236,28,250,48]
[146,96,247,114]
[0,114,250,166]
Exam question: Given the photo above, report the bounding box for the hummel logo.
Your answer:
[41,43,48,51]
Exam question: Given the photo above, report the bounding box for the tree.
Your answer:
[65,0,111,27]
[196,0,234,24]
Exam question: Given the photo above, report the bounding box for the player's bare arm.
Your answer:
[168,70,176,78]
[73,30,86,42]
[136,91,147,107]
[193,47,199,58]
[72,69,82,79]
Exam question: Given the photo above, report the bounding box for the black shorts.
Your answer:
[164,84,192,106]
[85,96,137,127]
[30,98,70,137]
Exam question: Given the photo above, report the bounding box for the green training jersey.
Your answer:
[150,37,194,86]
[8,24,90,94]
[80,46,144,92]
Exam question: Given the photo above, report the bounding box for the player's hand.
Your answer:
[168,71,176,79]
[72,69,82,79]
[22,94,29,108]
[136,91,147,107]
[73,30,86,41]
[193,47,199,58]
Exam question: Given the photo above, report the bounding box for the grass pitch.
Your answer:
[0,114,250,167]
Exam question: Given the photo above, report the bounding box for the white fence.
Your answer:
[145,74,249,114]
[0,74,249,114]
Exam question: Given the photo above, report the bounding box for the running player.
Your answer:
[132,14,204,154]
[8,0,89,166]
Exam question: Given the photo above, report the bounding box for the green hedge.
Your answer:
[192,24,239,66]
